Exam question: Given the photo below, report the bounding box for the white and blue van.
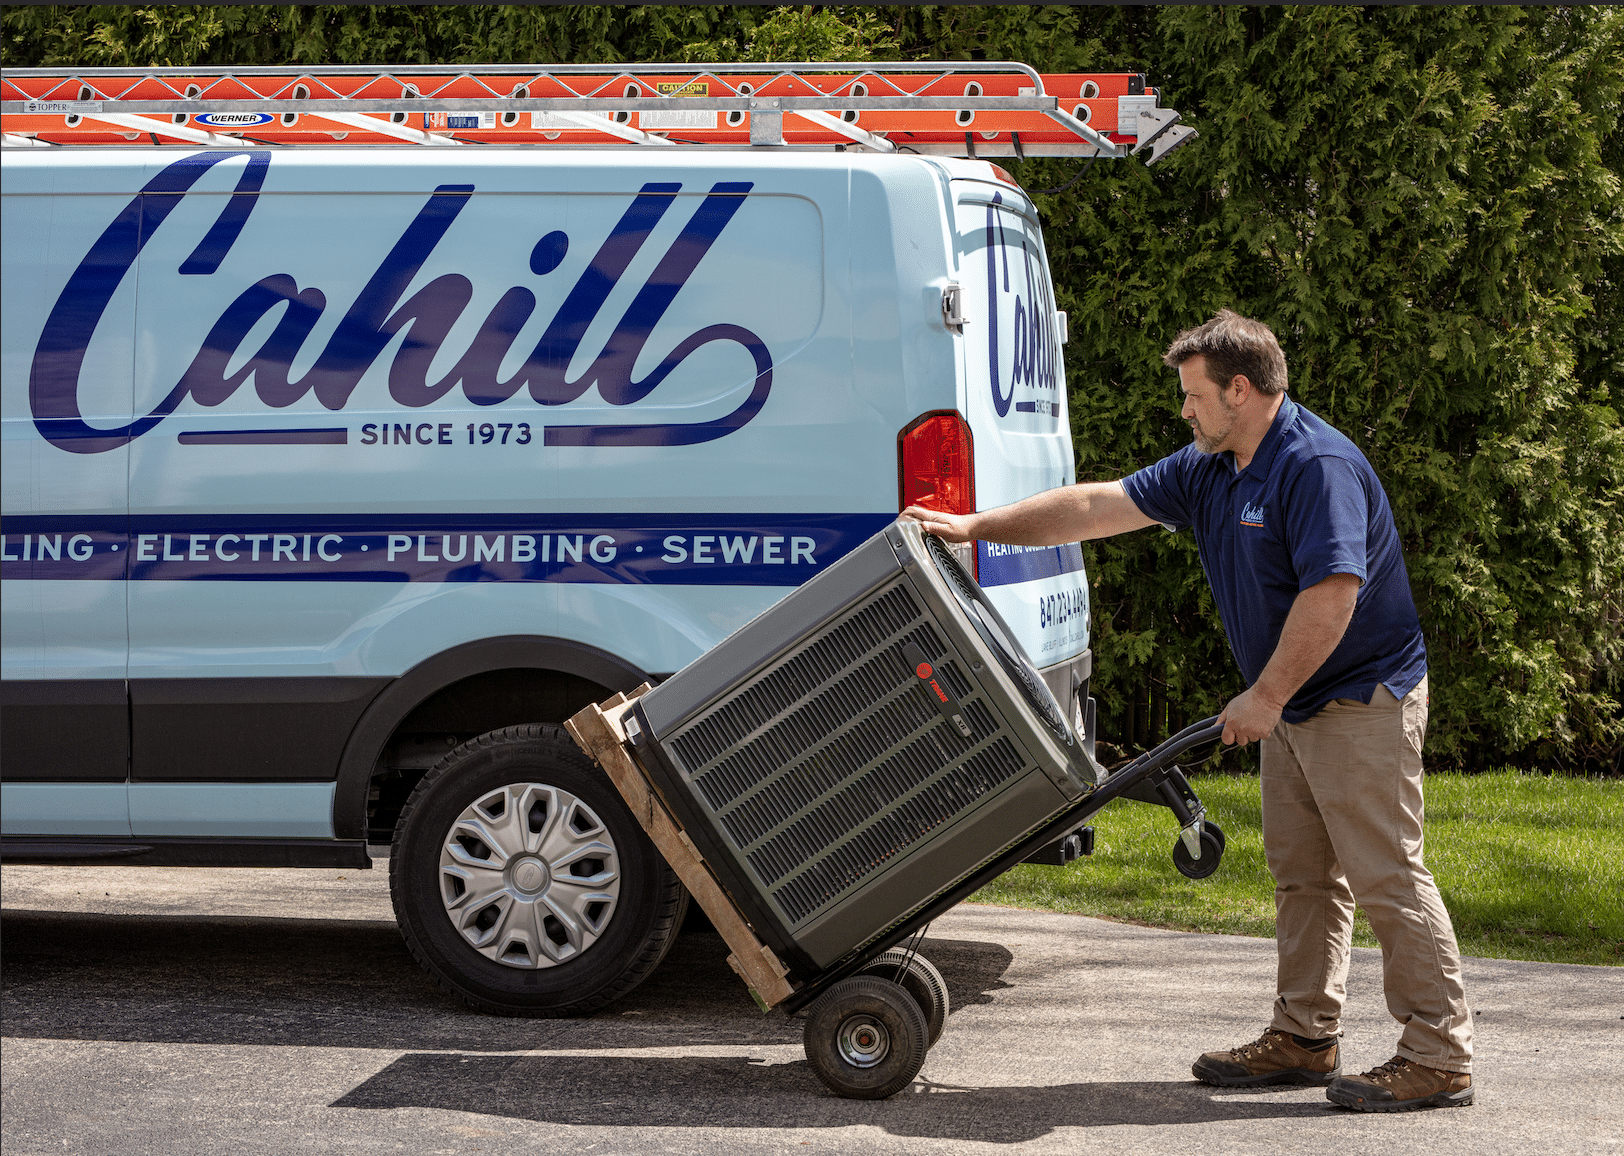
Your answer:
[1,143,1093,1014]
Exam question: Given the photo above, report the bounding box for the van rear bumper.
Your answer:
[1039,649,1093,758]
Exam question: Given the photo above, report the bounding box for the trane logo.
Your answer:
[29,151,772,454]
[914,660,950,703]
[907,648,973,739]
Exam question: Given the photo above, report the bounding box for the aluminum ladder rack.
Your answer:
[1,61,1196,163]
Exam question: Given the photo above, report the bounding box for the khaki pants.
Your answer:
[1261,677,1473,1072]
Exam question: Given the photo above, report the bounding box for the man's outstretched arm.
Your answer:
[902,481,1156,545]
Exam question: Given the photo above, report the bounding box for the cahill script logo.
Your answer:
[30,150,772,454]
[984,192,1062,420]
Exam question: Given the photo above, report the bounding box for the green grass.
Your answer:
[973,771,1624,967]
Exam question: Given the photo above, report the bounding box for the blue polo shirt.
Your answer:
[1120,397,1427,723]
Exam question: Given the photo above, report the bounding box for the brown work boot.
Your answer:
[1192,1028,1340,1087]
[1327,1056,1473,1111]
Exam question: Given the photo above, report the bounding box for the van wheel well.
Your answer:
[365,667,610,845]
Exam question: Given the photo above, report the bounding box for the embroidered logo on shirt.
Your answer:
[1240,501,1266,528]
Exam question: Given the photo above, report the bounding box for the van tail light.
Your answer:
[898,410,977,579]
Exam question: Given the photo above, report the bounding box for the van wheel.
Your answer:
[390,724,687,1016]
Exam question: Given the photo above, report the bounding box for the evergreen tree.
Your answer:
[5,5,1619,770]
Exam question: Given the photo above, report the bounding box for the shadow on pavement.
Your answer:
[0,909,1013,1053]
[331,1053,1333,1142]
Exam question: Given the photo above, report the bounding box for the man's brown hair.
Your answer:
[1162,309,1288,396]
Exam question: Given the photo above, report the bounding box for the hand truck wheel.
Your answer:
[854,948,949,1047]
[803,976,928,1100]
[1173,821,1225,880]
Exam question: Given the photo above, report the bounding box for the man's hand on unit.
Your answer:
[901,505,975,543]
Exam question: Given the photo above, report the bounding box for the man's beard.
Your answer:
[1189,403,1235,454]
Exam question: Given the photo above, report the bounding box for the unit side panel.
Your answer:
[638,527,1083,970]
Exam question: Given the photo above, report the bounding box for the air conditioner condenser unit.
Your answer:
[625,518,1101,975]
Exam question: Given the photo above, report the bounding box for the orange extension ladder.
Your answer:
[2,61,1196,163]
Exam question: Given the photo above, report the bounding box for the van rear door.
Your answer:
[952,176,1091,674]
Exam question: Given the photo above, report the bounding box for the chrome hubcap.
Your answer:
[438,783,620,969]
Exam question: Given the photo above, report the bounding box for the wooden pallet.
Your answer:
[565,687,797,1011]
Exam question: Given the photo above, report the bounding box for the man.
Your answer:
[904,309,1473,1112]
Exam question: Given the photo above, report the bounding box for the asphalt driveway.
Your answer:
[2,861,1618,1155]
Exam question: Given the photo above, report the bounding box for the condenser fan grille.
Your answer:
[662,578,1035,929]
[926,529,983,605]
[923,533,1072,742]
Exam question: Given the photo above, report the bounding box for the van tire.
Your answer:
[390,724,687,1017]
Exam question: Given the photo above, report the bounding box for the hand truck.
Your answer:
[569,691,1225,1099]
